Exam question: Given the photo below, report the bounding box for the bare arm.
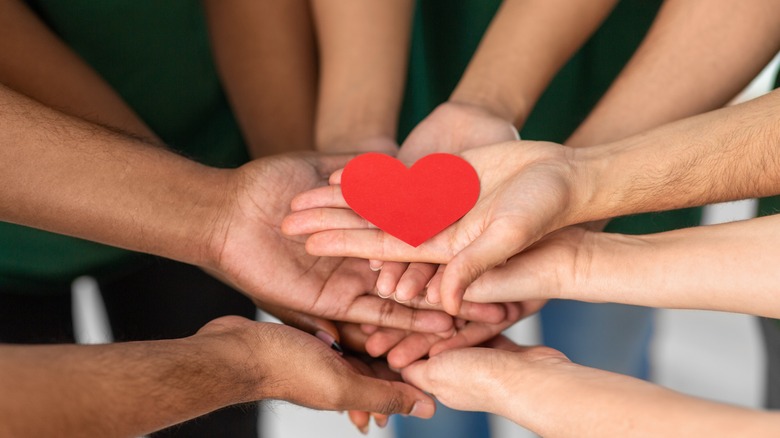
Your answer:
[465,214,780,318]
[577,89,780,220]
[203,0,318,156]
[403,338,780,437]
[567,0,780,147]
[0,317,433,437]
[451,0,619,126]
[0,84,226,267]
[311,0,413,153]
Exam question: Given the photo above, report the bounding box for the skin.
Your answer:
[402,336,780,437]
[283,88,780,314]
[464,215,780,319]
[203,0,318,156]
[0,316,435,437]
[379,0,780,303]
[0,2,437,431]
[310,0,413,154]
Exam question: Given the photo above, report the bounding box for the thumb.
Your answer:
[400,360,432,393]
[347,376,435,419]
[329,168,345,185]
[439,222,528,315]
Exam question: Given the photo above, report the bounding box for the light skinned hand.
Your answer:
[397,100,519,162]
[340,300,544,370]
[207,152,453,332]
[401,336,567,416]
[368,101,520,301]
[282,141,580,315]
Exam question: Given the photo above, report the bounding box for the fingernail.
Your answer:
[377,288,392,299]
[376,416,388,428]
[393,292,410,304]
[369,260,383,271]
[409,400,435,418]
[315,330,342,354]
[359,424,369,435]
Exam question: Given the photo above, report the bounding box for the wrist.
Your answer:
[450,81,529,127]
[316,131,398,154]
[168,164,237,270]
[191,319,275,404]
[567,144,616,224]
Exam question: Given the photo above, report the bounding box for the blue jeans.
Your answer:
[392,300,654,437]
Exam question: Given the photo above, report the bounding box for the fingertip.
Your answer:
[408,399,435,419]
[330,168,344,184]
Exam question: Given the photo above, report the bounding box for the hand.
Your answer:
[356,301,544,370]
[283,141,581,315]
[206,152,453,332]
[371,101,518,302]
[463,226,592,304]
[401,336,568,416]
[198,316,436,417]
[397,100,519,162]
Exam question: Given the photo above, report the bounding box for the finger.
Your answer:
[344,376,435,418]
[365,328,407,357]
[440,223,529,315]
[429,303,524,356]
[290,185,349,211]
[282,207,369,236]
[337,323,369,353]
[399,295,507,325]
[369,259,384,271]
[387,332,443,369]
[306,229,450,263]
[400,360,432,394]
[376,262,409,298]
[394,263,438,302]
[329,168,345,185]
[360,324,379,335]
[346,295,453,333]
[347,410,371,435]
[424,266,445,305]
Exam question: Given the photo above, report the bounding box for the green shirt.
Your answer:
[2,1,248,292]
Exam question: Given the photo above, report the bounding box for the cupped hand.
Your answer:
[283,141,580,315]
[206,152,453,333]
[198,316,435,418]
[397,100,519,162]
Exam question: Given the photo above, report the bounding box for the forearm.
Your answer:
[561,214,780,318]
[573,89,780,223]
[0,85,230,268]
[499,358,780,436]
[568,0,780,148]
[450,0,618,126]
[0,337,248,437]
[0,0,157,142]
[311,0,413,151]
[204,0,317,157]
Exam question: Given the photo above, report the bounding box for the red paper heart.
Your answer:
[341,153,480,247]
